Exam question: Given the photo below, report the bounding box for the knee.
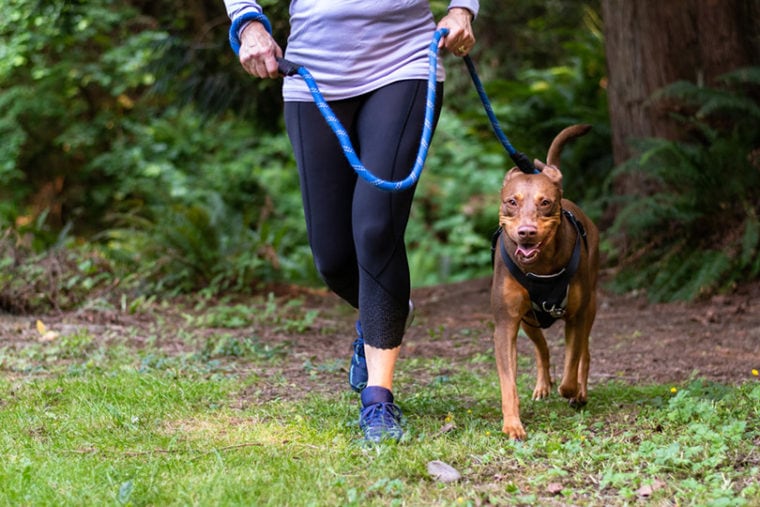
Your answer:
[313,252,357,292]
[316,261,352,286]
[355,221,397,265]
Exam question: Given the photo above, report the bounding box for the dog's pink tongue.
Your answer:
[516,245,540,258]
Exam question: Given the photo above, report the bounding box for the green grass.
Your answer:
[1,326,758,506]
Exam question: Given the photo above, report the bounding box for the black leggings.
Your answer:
[285,79,444,349]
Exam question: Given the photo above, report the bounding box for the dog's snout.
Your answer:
[517,225,538,239]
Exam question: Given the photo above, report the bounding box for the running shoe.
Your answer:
[348,321,367,393]
[359,401,404,443]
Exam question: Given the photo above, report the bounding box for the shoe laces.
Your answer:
[360,402,402,432]
[352,336,365,358]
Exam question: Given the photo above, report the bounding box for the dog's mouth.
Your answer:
[515,243,542,263]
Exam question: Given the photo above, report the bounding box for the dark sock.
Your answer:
[361,386,394,407]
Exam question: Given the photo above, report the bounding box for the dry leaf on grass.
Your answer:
[427,460,461,483]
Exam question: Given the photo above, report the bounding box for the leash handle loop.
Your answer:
[229,12,272,55]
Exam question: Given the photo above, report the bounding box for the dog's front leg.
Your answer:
[521,323,552,400]
[493,315,526,440]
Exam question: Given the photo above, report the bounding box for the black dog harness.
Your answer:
[491,210,588,328]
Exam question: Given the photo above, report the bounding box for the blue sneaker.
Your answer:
[360,401,404,443]
[348,321,367,393]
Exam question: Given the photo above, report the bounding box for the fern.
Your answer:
[608,67,760,301]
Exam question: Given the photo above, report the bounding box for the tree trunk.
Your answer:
[602,0,760,165]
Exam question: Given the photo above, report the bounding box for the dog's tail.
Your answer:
[546,124,592,169]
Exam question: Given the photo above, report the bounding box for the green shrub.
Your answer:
[98,108,316,295]
[0,0,612,300]
[0,229,115,313]
[606,67,760,301]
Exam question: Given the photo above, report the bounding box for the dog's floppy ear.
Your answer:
[535,159,563,187]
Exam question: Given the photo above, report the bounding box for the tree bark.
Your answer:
[602,0,760,165]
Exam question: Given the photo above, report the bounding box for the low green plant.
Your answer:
[0,231,115,313]
[197,333,287,362]
[187,294,319,334]
[0,0,315,298]
[408,111,504,286]
[1,350,757,506]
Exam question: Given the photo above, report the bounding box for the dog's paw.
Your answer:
[558,383,578,400]
[532,383,551,400]
[501,418,527,440]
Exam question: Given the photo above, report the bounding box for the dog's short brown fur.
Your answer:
[490,124,599,440]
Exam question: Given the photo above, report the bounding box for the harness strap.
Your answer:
[495,209,586,328]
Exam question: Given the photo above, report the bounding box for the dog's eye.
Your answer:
[505,198,518,207]
[540,199,552,208]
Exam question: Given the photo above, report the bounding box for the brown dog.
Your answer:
[490,124,599,440]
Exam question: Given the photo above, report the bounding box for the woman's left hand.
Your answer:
[437,7,476,57]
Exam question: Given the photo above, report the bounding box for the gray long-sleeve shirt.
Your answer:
[224,0,479,101]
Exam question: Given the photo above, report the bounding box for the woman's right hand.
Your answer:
[238,21,283,79]
[438,7,476,57]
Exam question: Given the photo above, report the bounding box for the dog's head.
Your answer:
[498,124,591,265]
[499,162,563,265]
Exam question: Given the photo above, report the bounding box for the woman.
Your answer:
[225,0,478,442]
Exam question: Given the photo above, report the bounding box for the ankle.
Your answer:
[361,386,394,407]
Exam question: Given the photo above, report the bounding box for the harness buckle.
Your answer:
[542,301,566,319]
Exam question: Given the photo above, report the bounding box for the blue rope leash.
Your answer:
[281,32,444,192]
[229,14,536,192]
[462,56,538,174]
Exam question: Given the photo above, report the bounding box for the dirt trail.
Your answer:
[2,277,759,396]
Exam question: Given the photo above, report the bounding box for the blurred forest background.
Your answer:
[1,0,759,313]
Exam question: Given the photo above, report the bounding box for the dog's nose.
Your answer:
[517,225,537,239]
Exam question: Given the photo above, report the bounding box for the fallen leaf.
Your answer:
[427,460,461,483]
[36,320,47,335]
[546,482,563,495]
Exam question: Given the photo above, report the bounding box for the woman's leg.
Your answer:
[285,79,444,412]
[284,99,362,307]
[352,80,444,390]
